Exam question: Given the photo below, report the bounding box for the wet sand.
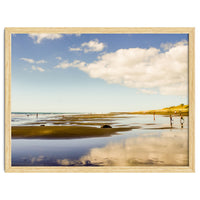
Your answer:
[24,113,125,126]
[77,130,189,166]
[12,112,182,139]
[12,113,189,166]
[12,126,137,139]
[12,113,141,139]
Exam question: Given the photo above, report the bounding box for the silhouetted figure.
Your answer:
[36,113,38,118]
[180,114,184,128]
[170,114,173,128]
[153,112,155,121]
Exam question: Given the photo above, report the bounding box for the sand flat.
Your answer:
[12,126,135,139]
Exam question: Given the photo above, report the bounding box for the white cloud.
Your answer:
[28,34,63,44]
[160,40,188,51]
[36,60,47,64]
[32,65,45,72]
[20,58,47,64]
[83,41,188,96]
[32,66,36,70]
[160,42,174,51]
[69,47,82,52]
[54,61,71,69]
[20,58,34,63]
[56,40,188,96]
[37,67,45,72]
[81,39,106,52]
[56,57,62,60]
[68,39,106,53]
[54,60,86,69]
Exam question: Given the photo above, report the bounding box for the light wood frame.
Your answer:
[5,27,195,173]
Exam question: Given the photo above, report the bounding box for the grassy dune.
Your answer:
[130,104,189,116]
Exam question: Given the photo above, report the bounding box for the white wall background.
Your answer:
[0,1,199,200]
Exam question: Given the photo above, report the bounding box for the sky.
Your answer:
[11,33,189,113]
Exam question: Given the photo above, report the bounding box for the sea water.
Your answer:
[11,112,84,126]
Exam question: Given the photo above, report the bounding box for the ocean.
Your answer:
[11,112,84,126]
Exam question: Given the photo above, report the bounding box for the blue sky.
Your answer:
[11,33,189,112]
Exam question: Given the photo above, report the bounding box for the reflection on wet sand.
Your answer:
[57,130,188,166]
[12,114,189,166]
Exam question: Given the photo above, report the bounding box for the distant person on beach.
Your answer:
[170,114,173,128]
[153,112,155,121]
[36,113,38,118]
[180,114,184,128]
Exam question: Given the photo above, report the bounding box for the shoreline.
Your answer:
[12,111,188,139]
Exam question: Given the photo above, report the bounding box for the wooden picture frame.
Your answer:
[5,27,195,172]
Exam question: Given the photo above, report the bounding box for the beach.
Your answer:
[11,112,189,166]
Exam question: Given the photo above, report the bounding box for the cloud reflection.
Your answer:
[57,130,188,166]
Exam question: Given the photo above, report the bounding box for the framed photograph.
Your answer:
[5,27,195,172]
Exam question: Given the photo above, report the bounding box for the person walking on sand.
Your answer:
[170,114,173,128]
[180,114,184,128]
[153,112,155,121]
